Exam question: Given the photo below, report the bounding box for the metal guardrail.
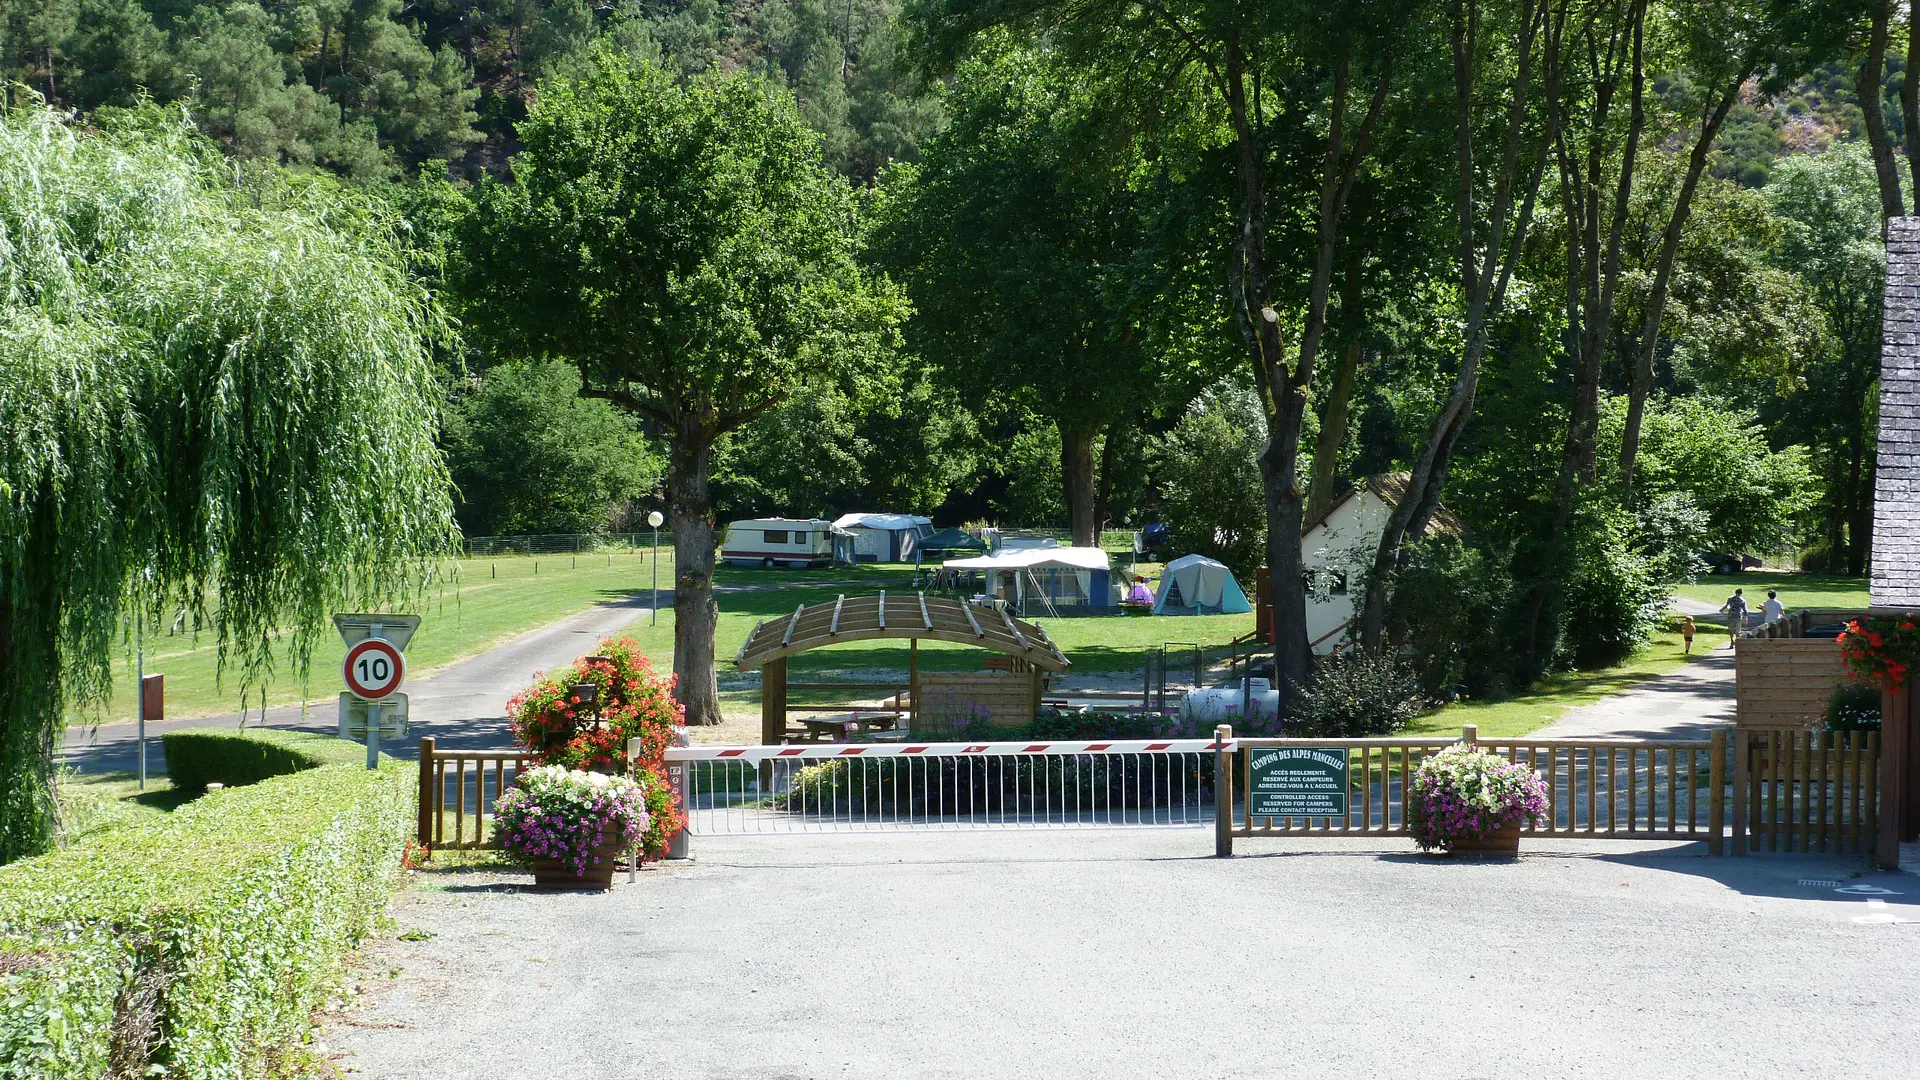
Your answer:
[662,740,1219,834]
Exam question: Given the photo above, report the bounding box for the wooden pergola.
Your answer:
[735,592,1070,743]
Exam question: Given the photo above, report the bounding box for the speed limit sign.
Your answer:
[342,637,405,700]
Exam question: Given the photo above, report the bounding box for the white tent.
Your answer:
[1154,554,1251,615]
[943,547,1115,612]
[831,513,933,561]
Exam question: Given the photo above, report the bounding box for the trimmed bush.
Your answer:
[0,739,411,1079]
[1289,649,1426,738]
[163,727,366,791]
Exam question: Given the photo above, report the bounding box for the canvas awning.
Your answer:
[942,546,1111,572]
[920,527,986,553]
[831,513,932,531]
[734,592,1070,673]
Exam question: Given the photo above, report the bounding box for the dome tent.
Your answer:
[1153,554,1251,615]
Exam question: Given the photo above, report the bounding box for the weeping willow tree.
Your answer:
[0,105,458,863]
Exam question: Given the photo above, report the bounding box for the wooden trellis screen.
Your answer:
[1731,728,1879,854]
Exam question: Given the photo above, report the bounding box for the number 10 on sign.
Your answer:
[343,638,405,699]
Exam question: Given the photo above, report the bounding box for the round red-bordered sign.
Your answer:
[343,638,405,699]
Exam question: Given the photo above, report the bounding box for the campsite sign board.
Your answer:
[1248,747,1350,819]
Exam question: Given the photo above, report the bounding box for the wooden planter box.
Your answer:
[1447,825,1521,855]
[529,832,629,889]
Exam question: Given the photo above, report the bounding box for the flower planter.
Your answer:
[530,831,629,888]
[1446,824,1521,855]
[496,766,652,890]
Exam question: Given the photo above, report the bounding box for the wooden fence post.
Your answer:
[417,736,435,847]
[1214,725,1234,858]
[1708,729,1726,855]
[1461,724,1478,747]
[1878,687,1910,870]
[1731,728,1749,856]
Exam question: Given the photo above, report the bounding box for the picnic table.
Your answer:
[788,713,902,743]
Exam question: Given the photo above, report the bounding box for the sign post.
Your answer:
[333,614,419,770]
[1247,747,1350,822]
[648,510,664,626]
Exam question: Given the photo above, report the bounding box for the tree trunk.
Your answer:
[1859,0,1906,226]
[1620,74,1747,489]
[1514,0,1642,677]
[667,418,722,725]
[1093,421,1127,539]
[1059,422,1100,547]
[1847,434,1871,577]
[1357,0,1547,651]
[1905,12,1920,198]
[1306,259,1365,525]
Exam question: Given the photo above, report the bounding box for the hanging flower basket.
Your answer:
[1836,617,1920,692]
[1407,744,1548,854]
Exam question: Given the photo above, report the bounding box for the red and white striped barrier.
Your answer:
[664,738,1232,762]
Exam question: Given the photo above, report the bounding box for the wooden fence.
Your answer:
[1731,728,1879,854]
[1735,638,1845,729]
[1221,728,1725,851]
[416,738,529,850]
[416,728,1882,859]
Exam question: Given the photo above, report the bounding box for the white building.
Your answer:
[1299,473,1458,654]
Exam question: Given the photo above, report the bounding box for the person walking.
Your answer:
[1720,588,1749,645]
[1761,589,1785,625]
[1681,615,1696,654]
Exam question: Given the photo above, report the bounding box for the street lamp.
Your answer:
[647,510,665,625]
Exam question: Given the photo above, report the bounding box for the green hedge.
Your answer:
[0,737,411,1079]
[162,726,367,791]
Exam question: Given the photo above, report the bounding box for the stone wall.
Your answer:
[1873,217,1920,606]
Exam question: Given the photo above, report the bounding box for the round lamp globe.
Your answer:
[647,511,664,528]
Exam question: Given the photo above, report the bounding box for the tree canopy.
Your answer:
[0,105,456,860]
[456,51,904,723]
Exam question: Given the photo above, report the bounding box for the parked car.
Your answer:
[1700,552,1763,574]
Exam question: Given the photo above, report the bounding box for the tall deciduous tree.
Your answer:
[908,0,1411,695]
[445,360,663,536]
[459,52,903,724]
[876,44,1200,546]
[1356,0,1551,653]
[0,106,457,861]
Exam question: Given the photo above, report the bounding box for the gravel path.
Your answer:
[1532,649,1735,741]
[323,831,1920,1079]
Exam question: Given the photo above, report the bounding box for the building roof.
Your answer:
[734,593,1070,673]
[831,513,932,531]
[1300,472,1462,537]
[942,546,1112,572]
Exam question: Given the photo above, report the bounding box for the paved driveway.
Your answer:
[325,831,1920,1079]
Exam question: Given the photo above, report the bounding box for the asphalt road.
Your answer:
[59,595,657,773]
[325,832,1920,1079]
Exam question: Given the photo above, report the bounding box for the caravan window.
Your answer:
[764,530,790,545]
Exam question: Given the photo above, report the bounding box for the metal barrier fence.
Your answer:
[413,728,1878,860]
[660,740,1220,834]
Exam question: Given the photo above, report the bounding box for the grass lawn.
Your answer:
[1410,628,1705,739]
[607,561,1254,683]
[85,555,1253,721]
[1672,570,1868,612]
[55,770,192,843]
[92,550,677,721]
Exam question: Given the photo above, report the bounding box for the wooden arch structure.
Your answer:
[736,593,1070,743]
